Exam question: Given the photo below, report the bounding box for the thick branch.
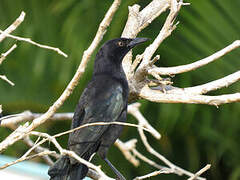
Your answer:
[134,0,184,82]
[121,0,171,78]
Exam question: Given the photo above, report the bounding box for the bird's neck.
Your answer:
[93,54,126,80]
[93,63,126,80]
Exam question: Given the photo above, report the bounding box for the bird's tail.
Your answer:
[48,155,88,180]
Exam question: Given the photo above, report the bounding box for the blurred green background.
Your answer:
[1,0,240,179]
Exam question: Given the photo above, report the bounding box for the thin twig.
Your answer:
[0,30,68,58]
[29,131,114,180]
[0,111,73,127]
[0,75,15,86]
[0,44,17,65]
[134,168,175,180]
[54,121,152,138]
[188,164,211,180]
[0,151,56,169]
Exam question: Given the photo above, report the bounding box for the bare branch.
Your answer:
[149,40,240,75]
[0,11,25,42]
[55,121,152,139]
[134,168,175,180]
[131,148,163,170]
[29,131,114,180]
[23,136,55,165]
[0,111,73,127]
[115,139,140,167]
[139,85,240,106]
[138,128,205,180]
[175,70,240,95]
[134,0,183,82]
[0,30,68,58]
[0,75,14,86]
[128,102,161,139]
[121,0,171,78]
[0,150,56,170]
[115,139,164,169]
[0,44,17,65]
[122,0,171,38]
[188,164,211,180]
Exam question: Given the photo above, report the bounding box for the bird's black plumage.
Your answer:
[48,37,148,180]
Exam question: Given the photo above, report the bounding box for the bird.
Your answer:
[48,37,149,180]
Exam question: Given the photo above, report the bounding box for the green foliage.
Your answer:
[1,0,240,179]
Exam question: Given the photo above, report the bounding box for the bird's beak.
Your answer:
[127,37,149,48]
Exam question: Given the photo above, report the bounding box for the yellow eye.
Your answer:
[118,41,124,47]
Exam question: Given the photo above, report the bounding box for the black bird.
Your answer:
[48,37,149,180]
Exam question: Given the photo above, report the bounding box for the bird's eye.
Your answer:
[118,41,124,47]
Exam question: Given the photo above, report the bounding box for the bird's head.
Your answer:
[99,37,149,62]
[94,37,149,76]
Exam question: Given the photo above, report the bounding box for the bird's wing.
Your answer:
[68,81,124,158]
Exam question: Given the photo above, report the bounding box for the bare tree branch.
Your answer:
[175,70,240,95]
[0,11,25,42]
[0,44,17,65]
[139,85,240,106]
[0,150,56,170]
[0,111,73,127]
[188,164,211,180]
[115,139,140,167]
[133,168,175,180]
[0,29,67,58]
[128,101,206,179]
[149,40,240,76]
[121,0,171,78]
[0,75,14,86]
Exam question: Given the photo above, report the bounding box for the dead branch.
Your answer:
[188,164,211,180]
[149,40,240,76]
[121,0,171,78]
[0,11,25,42]
[0,75,14,86]
[0,44,17,86]
[0,111,73,127]
[0,44,17,65]
[139,85,240,106]
[0,30,68,58]
[0,150,56,170]
[128,102,206,179]
[133,168,175,180]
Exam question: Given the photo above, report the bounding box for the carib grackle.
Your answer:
[48,37,149,180]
